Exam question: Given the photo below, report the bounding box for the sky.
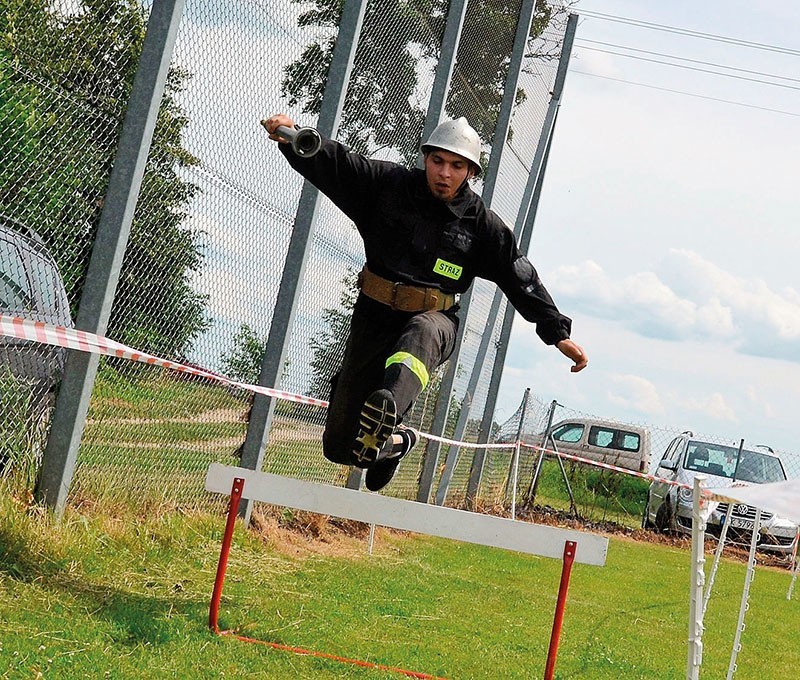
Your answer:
[495,0,800,456]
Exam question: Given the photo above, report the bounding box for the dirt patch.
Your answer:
[513,504,794,571]
[87,407,247,426]
[249,506,398,560]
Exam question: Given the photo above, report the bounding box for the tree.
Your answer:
[221,324,268,385]
[0,0,207,359]
[307,268,359,399]
[281,0,564,166]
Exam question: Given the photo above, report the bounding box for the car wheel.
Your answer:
[655,501,673,533]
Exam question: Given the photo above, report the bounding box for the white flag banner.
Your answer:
[706,479,800,524]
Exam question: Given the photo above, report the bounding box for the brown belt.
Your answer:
[357,266,456,312]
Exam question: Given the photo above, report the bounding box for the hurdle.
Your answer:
[205,463,608,678]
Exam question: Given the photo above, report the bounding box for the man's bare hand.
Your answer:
[261,114,296,142]
[557,339,588,373]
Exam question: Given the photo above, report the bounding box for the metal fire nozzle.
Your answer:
[262,122,322,158]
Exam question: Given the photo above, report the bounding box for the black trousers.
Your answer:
[322,294,458,466]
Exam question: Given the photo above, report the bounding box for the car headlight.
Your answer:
[678,487,693,503]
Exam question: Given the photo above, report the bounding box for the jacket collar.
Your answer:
[411,168,479,218]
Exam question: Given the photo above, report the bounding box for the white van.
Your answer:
[525,417,651,473]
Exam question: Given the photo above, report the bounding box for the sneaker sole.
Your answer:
[352,391,397,467]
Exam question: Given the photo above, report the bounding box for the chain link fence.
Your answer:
[0,0,575,508]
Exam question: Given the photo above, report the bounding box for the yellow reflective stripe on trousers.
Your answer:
[385,351,429,389]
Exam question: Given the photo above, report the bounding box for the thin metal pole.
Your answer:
[481,0,539,204]
[475,13,578,456]
[687,476,707,680]
[418,0,538,504]
[526,399,558,505]
[502,387,530,498]
[544,540,577,680]
[36,0,187,516]
[788,531,799,600]
[509,439,521,520]
[238,0,367,522]
[727,507,761,680]
[703,503,731,617]
[731,439,745,481]
[437,288,504,504]
[433,390,471,506]
[209,477,245,633]
[418,0,469,159]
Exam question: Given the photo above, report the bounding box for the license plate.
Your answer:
[730,517,754,530]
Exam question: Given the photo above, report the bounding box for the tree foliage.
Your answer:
[221,324,268,385]
[307,268,359,400]
[0,0,207,358]
[282,0,561,166]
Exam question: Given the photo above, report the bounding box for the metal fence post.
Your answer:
[237,0,367,522]
[35,0,187,516]
[526,399,558,505]
[473,13,578,462]
[417,0,538,504]
[419,0,469,154]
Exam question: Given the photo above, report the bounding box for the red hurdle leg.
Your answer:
[209,477,245,633]
[544,540,577,680]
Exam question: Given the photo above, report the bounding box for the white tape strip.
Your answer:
[0,315,329,408]
[0,315,684,489]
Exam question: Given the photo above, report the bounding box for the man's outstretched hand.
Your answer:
[261,114,296,142]
[557,339,589,373]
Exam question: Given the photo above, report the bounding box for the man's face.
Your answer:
[424,149,474,202]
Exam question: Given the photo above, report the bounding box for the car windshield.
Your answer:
[684,441,786,483]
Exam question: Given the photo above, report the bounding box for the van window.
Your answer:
[551,423,584,443]
[619,432,641,451]
[588,426,641,452]
[589,427,614,448]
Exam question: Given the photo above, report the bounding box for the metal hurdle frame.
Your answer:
[205,464,608,679]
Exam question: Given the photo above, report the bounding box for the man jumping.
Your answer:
[264,114,588,492]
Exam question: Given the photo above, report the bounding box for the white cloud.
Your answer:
[679,392,737,423]
[546,250,800,362]
[745,385,775,420]
[607,374,665,415]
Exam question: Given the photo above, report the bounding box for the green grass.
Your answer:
[520,460,650,528]
[89,368,245,421]
[1,488,797,679]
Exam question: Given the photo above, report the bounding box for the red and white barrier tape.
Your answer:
[1,315,685,488]
[0,315,329,408]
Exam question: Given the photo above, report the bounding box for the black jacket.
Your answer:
[280,138,571,345]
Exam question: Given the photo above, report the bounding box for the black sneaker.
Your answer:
[365,427,418,492]
[351,389,397,468]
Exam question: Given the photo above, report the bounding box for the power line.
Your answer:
[571,70,800,117]
[578,9,800,58]
[577,46,800,92]
[576,38,800,84]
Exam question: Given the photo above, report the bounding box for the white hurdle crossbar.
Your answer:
[205,464,608,678]
[205,464,608,564]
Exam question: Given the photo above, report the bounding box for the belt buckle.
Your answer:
[390,281,402,311]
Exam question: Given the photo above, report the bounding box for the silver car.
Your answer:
[0,216,73,471]
[643,433,798,555]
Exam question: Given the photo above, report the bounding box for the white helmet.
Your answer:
[421,117,482,174]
